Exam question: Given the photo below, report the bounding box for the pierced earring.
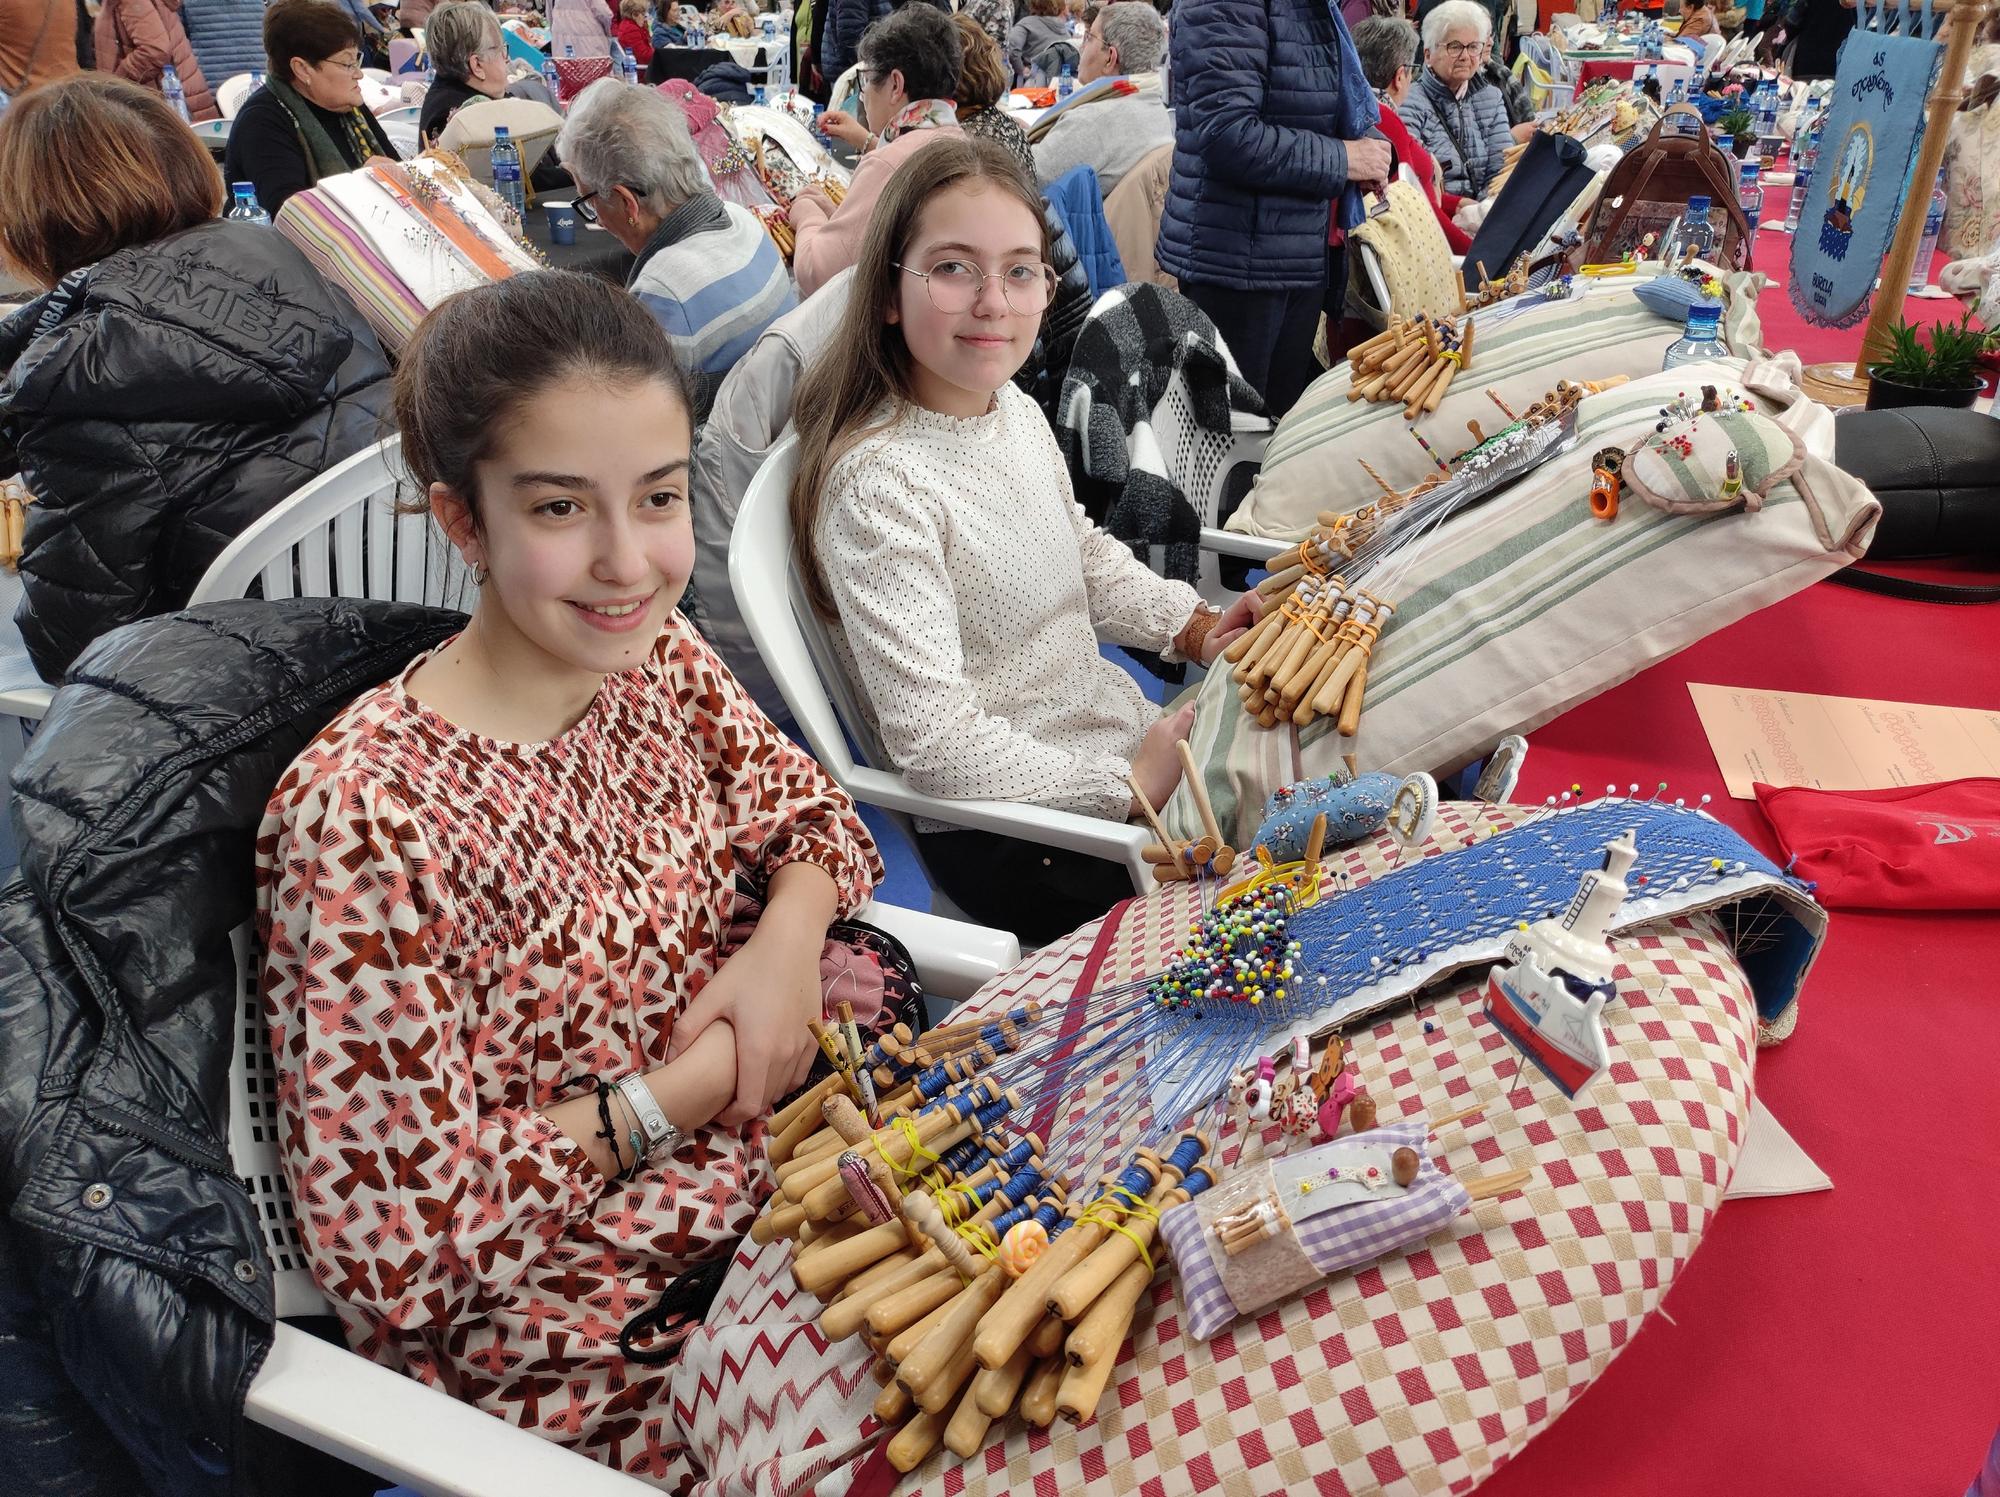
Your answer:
[469,559,488,585]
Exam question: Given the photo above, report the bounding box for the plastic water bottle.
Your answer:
[1714,132,1733,158]
[224,181,272,225]
[1662,193,1717,265]
[249,68,265,94]
[1057,60,1075,101]
[1662,300,1728,371]
[1784,124,1819,232]
[613,41,635,83]
[1738,160,1763,239]
[1667,77,1686,107]
[490,124,525,218]
[1908,172,1947,294]
[542,54,560,101]
[162,64,191,123]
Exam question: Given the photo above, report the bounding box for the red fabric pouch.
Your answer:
[1753,778,2000,910]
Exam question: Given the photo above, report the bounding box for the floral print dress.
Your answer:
[254,615,881,1487]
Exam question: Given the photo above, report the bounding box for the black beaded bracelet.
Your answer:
[594,1078,630,1177]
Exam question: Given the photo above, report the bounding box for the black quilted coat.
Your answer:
[0,599,457,1496]
[0,220,393,683]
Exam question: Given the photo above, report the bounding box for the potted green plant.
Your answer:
[1717,104,1755,157]
[1864,314,1994,411]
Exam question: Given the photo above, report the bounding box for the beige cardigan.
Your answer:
[789,124,964,299]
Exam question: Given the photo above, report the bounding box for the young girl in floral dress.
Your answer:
[255,270,881,1485]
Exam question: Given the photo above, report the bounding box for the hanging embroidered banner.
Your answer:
[1789,1,1943,327]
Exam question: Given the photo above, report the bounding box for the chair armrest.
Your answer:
[857,900,1021,1000]
[1200,526,1289,563]
[840,765,1155,891]
[247,1323,652,1496]
[0,685,54,722]
[1229,409,1273,435]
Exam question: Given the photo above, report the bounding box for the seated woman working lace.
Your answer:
[791,137,1262,945]
[256,271,881,1486]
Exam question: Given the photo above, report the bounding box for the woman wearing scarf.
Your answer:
[224,0,399,219]
[792,2,963,296]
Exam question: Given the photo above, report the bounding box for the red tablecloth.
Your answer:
[1478,569,2000,1496]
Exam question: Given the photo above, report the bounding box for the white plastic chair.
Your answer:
[1146,374,1285,604]
[189,437,478,611]
[227,901,1017,1494]
[438,96,565,199]
[216,71,256,119]
[728,435,1159,897]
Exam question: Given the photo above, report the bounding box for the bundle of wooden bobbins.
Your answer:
[1127,739,1237,885]
[1223,567,1392,734]
[755,1025,1218,1473]
[1346,313,1475,419]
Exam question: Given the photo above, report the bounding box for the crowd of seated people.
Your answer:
[0,0,1617,1484]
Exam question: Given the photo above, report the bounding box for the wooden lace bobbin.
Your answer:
[766,1072,853,1167]
[1222,591,1291,665]
[971,1340,1037,1418]
[1459,1165,1533,1201]
[1305,602,1385,721]
[898,1268,1009,1403]
[1173,744,1235,877]
[1273,596,1357,714]
[1028,1310,1069,1359]
[822,1249,942,1340]
[796,1209,865,1249]
[1344,596,1392,736]
[944,1381,998,1458]
[881,1276,971,1361]
[1045,1135,1202,1321]
[1126,774,1185,872]
[969,1192,1100,1371]
[1428,1099,1488,1132]
[793,1218,914,1297]
[1240,594,1320,695]
[885,1386,967,1473]
[1018,1355,1068,1428]
[1288,605,1368,725]
[973,1157,1158,1371]
[798,1083,1010,1217]
[1054,1257,1158,1424]
[750,1199,810,1245]
[875,1381,915,1425]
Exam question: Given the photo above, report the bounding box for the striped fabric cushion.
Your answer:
[1166,359,1882,848]
[1225,273,1766,543]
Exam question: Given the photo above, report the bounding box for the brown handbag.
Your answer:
[1582,104,1751,268]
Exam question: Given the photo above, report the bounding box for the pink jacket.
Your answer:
[94,0,219,122]
[789,124,963,300]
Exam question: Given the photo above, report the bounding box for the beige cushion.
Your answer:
[1168,357,1880,846]
[1225,272,1767,542]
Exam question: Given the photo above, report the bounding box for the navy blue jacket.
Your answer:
[821,0,891,85]
[1157,0,1371,289]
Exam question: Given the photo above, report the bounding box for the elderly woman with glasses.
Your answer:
[1393,0,1524,199]
[418,0,515,145]
[554,79,795,416]
[223,0,400,217]
[792,1,963,297]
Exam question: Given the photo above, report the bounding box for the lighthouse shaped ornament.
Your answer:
[1481,830,1637,1100]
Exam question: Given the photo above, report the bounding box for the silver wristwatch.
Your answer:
[616,1074,683,1160]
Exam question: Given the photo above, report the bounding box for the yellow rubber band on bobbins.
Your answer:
[1079,1186,1160,1274]
[955,1217,1000,1259]
[939,1181,984,1225]
[874,1115,940,1179]
[1439,351,1464,367]
[1241,858,1326,909]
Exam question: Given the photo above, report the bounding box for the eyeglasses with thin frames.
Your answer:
[1438,38,1482,57]
[321,52,366,73]
[573,186,639,224]
[895,259,1055,316]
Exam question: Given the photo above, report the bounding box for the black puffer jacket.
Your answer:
[0,220,394,683]
[1012,199,1095,423]
[0,599,458,1496]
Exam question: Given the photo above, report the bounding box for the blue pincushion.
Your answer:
[1251,773,1402,862]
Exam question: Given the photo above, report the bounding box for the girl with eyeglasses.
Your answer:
[790,137,1261,945]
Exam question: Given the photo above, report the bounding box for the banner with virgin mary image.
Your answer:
[1789,0,1943,327]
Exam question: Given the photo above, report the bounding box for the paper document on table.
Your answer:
[1689,683,2000,799]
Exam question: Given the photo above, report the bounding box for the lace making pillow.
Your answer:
[1623,404,1805,515]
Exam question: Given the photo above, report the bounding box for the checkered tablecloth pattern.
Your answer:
[668,806,1761,1497]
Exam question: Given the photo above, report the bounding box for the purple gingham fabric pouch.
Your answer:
[1161,1120,1472,1341]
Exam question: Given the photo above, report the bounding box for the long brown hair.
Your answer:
[0,75,223,287]
[789,136,1049,621]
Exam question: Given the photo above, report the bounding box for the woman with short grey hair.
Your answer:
[417,1,512,146]
[555,80,796,415]
[1395,0,1519,197]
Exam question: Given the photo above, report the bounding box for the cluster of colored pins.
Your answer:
[1153,881,1304,1009]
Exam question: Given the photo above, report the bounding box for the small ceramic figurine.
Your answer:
[1719,451,1744,500]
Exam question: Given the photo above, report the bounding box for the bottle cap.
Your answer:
[232,180,254,194]
[494,125,510,138]
[1688,194,1710,215]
